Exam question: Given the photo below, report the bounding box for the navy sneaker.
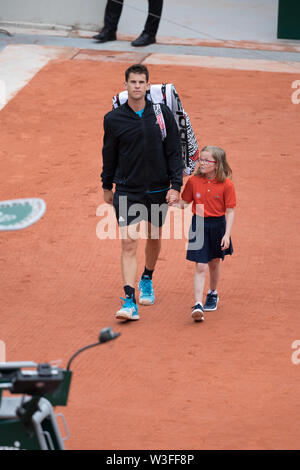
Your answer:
[138,276,155,305]
[116,296,139,321]
[203,292,219,311]
[191,303,204,322]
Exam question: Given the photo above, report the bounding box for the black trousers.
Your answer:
[104,0,163,36]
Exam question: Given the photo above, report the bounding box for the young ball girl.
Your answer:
[180,146,236,322]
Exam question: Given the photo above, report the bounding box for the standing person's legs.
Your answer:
[104,0,124,31]
[144,0,163,37]
[131,0,163,46]
[93,0,123,41]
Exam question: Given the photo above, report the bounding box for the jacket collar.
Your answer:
[125,97,151,114]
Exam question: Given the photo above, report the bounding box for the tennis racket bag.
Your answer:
[112,84,199,175]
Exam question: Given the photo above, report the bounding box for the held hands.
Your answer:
[166,189,180,206]
[104,188,181,206]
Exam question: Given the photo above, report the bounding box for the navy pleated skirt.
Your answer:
[186,215,233,264]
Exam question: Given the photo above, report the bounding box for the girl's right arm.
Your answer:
[172,177,193,208]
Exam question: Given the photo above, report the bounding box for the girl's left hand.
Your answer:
[221,234,230,250]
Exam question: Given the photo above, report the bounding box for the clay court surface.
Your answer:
[1,58,300,450]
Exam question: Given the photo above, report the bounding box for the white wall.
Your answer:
[0,0,106,30]
[0,0,279,42]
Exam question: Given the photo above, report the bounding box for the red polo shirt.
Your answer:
[181,175,236,217]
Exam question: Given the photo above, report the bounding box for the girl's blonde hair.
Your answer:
[194,145,232,182]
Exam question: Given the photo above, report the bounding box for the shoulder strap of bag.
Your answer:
[153,103,167,141]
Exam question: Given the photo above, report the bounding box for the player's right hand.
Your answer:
[103,189,113,205]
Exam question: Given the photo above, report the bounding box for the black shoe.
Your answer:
[203,292,219,311]
[92,28,116,42]
[131,32,156,47]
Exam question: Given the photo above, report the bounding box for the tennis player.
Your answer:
[101,64,183,321]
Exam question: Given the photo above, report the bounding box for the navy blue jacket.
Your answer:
[101,99,183,193]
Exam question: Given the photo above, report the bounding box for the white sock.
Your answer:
[208,290,217,295]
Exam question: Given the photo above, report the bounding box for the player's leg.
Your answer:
[145,223,162,270]
[116,223,140,321]
[120,223,140,287]
[138,223,162,305]
[113,190,141,321]
[138,190,168,305]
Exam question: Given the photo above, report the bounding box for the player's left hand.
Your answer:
[166,189,180,206]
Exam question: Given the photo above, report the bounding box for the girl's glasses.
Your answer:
[199,159,216,165]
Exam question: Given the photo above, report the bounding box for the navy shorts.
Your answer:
[113,189,169,227]
[186,215,233,263]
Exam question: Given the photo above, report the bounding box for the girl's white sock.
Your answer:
[208,290,217,295]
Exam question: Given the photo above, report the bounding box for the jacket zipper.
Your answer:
[141,110,150,192]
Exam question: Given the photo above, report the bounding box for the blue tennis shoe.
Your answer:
[138,275,155,305]
[115,296,139,321]
[203,292,219,311]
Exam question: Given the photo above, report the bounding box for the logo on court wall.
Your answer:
[0,199,46,231]
[291,340,300,365]
[291,80,300,104]
[0,340,6,362]
[0,79,6,109]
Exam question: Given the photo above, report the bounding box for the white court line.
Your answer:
[0,44,76,111]
[144,53,300,74]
